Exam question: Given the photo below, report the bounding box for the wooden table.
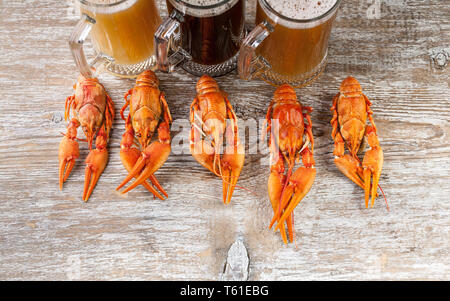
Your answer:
[0,0,449,280]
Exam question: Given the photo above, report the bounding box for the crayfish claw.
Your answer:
[119,147,166,200]
[267,171,290,244]
[59,158,75,190]
[268,171,283,227]
[118,141,171,194]
[83,148,108,202]
[362,127,384,208]
[221,141,244,205]
[116,155,145,191]
[58,135,80,190]
[362,148,383,208]
[149,175,168,198]
[275,167,316,232]
[333,154,365,190]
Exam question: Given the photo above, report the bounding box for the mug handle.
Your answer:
[238,21,274,80]
[69,14,107,78]
[154,10,188,72]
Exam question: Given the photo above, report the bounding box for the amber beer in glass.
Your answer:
[155,0,245,76]
[238,0,341,87]
[70,0,161,78]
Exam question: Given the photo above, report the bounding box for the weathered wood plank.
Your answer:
[0,0,448,280]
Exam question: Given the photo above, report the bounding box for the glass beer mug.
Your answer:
[238,0,341,87]
[155,0,245,77]
[70,0,162,78]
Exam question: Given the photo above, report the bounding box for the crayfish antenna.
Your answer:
[378,184,389,211]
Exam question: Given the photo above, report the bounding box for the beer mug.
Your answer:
[238,0,341,87]
[70,0,162,78]
[155,0,245,77]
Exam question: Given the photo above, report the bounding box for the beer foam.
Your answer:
[169,0,240,17]
[181,0,225,5]
[263,0,338,28]
[266,0,337,19]
[82,0,132,4]
[78,0,139,13]
[84,0,121,3]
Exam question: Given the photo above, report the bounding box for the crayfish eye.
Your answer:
[136,133,141,138]
[147,134,151,139]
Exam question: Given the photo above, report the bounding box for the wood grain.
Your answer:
[0,0,448,280]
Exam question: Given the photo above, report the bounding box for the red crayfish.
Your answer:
[59,75,115,202]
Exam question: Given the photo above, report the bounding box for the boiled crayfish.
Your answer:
[116,70,172,197]
[331,76,384,208]
[59,75,115,202]
[265,84,316,244]
[189,75,245,204]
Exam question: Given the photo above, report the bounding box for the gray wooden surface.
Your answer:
[0,0,449,280]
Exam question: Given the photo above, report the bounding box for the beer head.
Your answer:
[179,0,225,3]
[81,0,126,3]
[168,0,240,17]
[78,0,141,14]
[265,0,338,20]
[262,0,339,28]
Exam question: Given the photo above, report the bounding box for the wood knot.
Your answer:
[52,112,64,124]
[429,47,449,69]
[220,238,249,281]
